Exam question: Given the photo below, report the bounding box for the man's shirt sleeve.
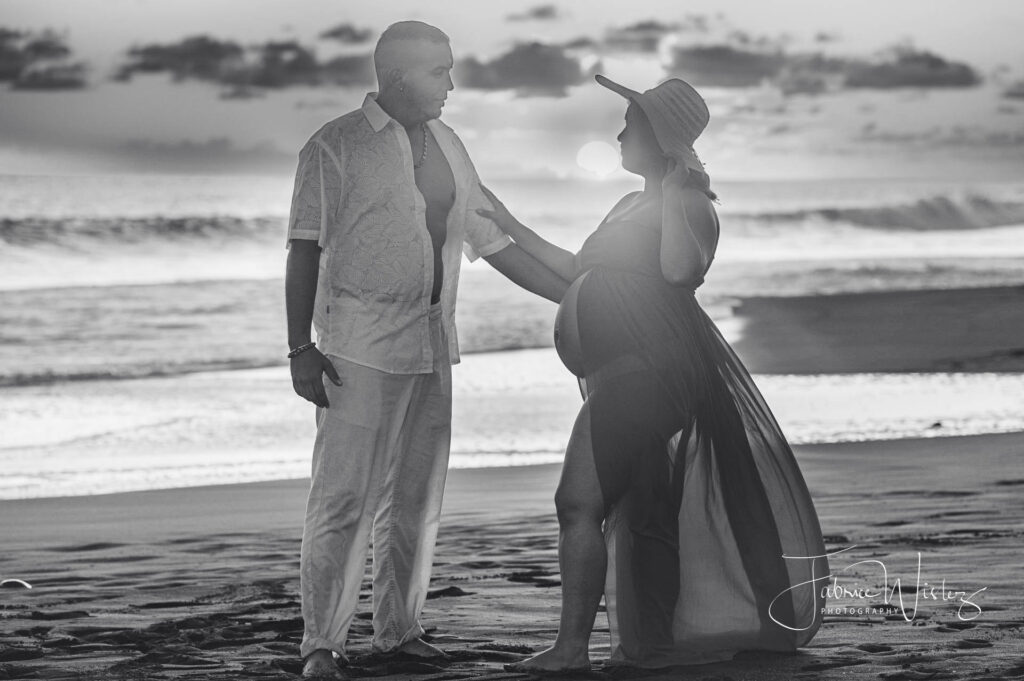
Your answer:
[285,139,339,248]
[452,134,513,262]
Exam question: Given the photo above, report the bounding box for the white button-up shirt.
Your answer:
[287,94,512,373]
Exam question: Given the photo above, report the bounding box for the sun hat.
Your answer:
[596,74,709,171]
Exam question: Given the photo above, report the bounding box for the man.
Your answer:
[285,21,567,680]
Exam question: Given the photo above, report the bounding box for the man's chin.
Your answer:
[416,106,444,123]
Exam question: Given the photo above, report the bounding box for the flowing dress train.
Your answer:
[562,191,829,668]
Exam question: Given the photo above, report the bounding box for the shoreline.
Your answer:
[3,283,1024,501]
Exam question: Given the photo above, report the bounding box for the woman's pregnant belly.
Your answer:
[554,270,589,378]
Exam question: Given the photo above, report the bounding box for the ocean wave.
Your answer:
[0,359,283,388]
[735,193,1024,230]
[0,215,286,247]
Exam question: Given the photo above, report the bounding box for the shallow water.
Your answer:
[3,174,1024,499]
[2,349,1023,500]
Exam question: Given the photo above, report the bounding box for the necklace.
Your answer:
[413,122,428,169]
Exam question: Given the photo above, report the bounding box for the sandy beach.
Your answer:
[2,434,1023,680]
[731,285,1024,374]
[2,285,1024,679]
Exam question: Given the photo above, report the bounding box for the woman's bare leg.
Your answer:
[514,404,606,671]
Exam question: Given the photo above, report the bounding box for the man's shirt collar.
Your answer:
[361,93,393,133]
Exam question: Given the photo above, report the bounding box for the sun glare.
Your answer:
[575,140,620,178]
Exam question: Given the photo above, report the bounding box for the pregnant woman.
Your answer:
[476,75,829,672]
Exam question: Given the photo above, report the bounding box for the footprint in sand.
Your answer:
[460,560,502,569]
[426,585,474,599]
[29,610,91,620]
[878,670,945,680]
[52,541,126,551]
[855,642,895,653]
[0,647,45,662]
[800,657,867,671]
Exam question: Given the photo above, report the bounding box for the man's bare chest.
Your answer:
[412,128,455,217]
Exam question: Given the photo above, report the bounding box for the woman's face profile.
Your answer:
[617,102,664,177]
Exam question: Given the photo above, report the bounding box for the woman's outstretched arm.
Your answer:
[484,244,570,304]
[475,184,579,282]
[660,161,718,285]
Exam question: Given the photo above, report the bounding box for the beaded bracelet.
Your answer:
[287,341,316,359]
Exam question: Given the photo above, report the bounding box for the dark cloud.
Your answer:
[239,41,320,88]
[23,34,72,61]
[563,36,597,50]
[319,23,373,44]
[0,27,85,89]
[604,20,678,53]
[597,14,724,54]
[668,38,981,93]
[772,53,850,95]
[507,5,560,21]
[1004,81,1024,100]
[724,29,789,51]
[117,35,244,82]
[669,44,786,87]
[12,62,87,90]
[856,123,1024,149]
[116,35,374,90]
[844,48,980,89]
[1,28,32,79]
[458,42,595,97]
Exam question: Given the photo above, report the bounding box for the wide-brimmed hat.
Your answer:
[596,74,709,171]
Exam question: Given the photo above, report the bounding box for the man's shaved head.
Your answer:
[374,21,450,88]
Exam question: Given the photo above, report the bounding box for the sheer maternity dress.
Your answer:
[556,190,829,668]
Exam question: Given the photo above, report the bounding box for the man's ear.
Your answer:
[386,67,405,91]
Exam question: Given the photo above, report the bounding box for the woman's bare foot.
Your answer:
[507,645,591,673]
[301,649,346,679]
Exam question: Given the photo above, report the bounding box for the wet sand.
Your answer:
[732,285,1024,374]
[2,432,1023,680]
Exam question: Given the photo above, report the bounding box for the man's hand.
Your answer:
[290,348,342,408]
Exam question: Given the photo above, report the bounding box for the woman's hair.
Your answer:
[685,167,718,202]
[632,103,719,201]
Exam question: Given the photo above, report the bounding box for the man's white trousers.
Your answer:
[299,304,452,659]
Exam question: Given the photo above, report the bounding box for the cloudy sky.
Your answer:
[2,0,1023,180]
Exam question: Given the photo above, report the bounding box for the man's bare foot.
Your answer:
[301,649,346,680]
[506,645,591,674]
[396,638,448,659]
